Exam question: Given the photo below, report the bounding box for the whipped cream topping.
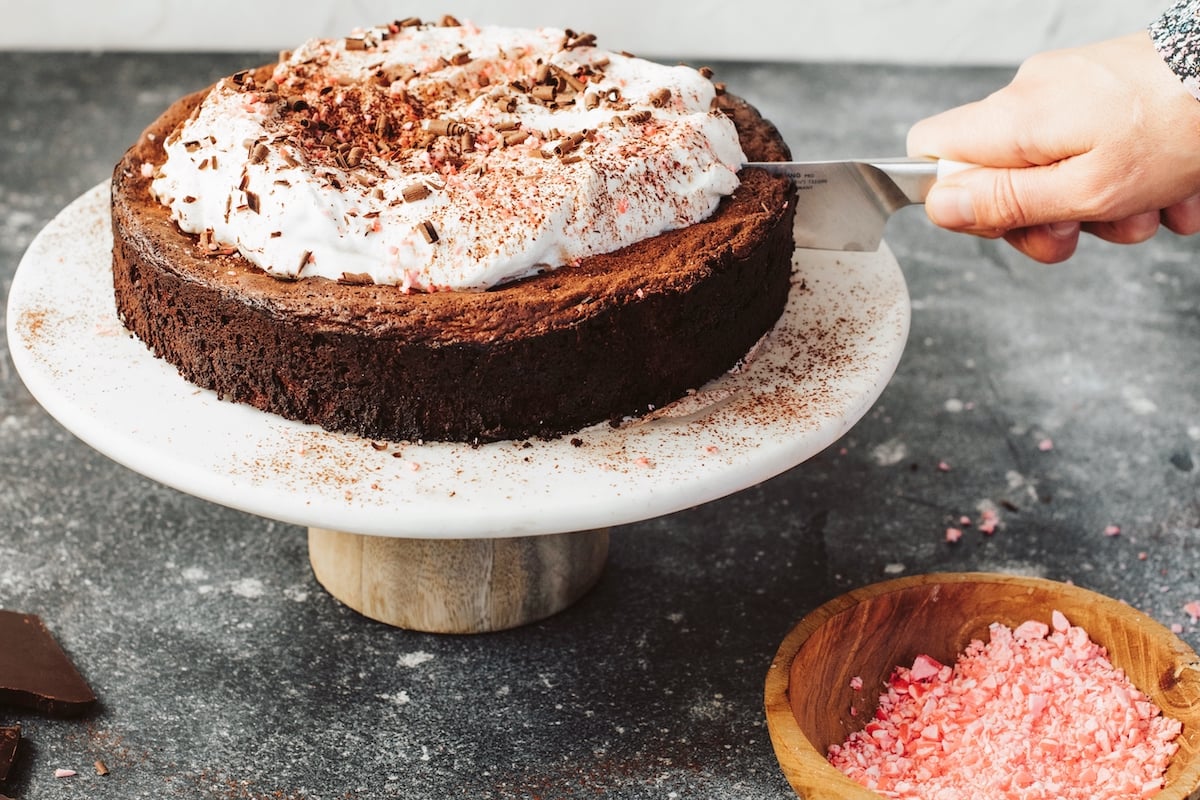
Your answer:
[148,19,746,291]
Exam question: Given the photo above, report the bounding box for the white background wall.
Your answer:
[1,0,1168,64]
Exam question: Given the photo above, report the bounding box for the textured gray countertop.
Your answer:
[1,51,1199,800]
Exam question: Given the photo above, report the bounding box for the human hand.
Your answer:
[907,31,1200,263]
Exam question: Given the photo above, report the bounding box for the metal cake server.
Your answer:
[744,157,971,252]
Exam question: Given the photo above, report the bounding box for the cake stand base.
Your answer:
[307,527,610,633]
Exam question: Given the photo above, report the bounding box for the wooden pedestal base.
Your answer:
[307,527,610,633]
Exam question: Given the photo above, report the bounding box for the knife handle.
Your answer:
[869,157,976,205]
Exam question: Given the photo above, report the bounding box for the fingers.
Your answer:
[1161,194,1200,235]
[1081,211,1161,244]
[1003,222,1081,264]
[923,164,1078,232]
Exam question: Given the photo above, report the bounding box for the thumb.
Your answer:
[923,163,1078,232]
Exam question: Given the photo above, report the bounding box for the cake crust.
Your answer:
[111,69,795,443]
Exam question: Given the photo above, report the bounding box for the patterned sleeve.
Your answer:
[1150,0,1200,101]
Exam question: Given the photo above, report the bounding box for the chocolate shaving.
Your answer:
[551,64,586,93]
[402,182,431,203]
[425,119,468,137]
[649,87,672,108]
[550,131,587,157]
[440,14,461,27]
[338,272,375,285]
[419,220,439,243]
[250,142,270,164]
[564,30,597,50]
[503,130,530,147]
[244,190,260,214]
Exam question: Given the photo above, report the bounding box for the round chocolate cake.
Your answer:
[111,19,795,443]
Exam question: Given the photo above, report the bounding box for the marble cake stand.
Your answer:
[7,184,910,633]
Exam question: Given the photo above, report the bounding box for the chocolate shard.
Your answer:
[0,611,96,718]
[0,725,19,783]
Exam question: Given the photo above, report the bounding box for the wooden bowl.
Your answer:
[765,572,1200,800]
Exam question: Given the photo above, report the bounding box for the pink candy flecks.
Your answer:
[1184,601,1200,622]
[828,610,1181,800]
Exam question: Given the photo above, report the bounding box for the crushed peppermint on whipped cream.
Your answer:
[148,17,747,291]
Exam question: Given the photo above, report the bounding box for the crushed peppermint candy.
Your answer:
[1184,601,1200,622]
[977,508,999,535]
[828,610,1181,800]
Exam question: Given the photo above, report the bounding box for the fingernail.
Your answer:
[1048,221,1079,239]
[926,186,976,228]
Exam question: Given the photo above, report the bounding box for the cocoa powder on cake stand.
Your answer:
[8,184,909,632]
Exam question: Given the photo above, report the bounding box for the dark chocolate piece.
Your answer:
[0,611,96,717]
[0,725,19,783]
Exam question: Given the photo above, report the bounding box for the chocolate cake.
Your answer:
[111,20,795,443]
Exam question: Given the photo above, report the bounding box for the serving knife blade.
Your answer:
[744,157,968,252]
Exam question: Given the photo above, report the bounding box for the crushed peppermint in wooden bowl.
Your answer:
[765,573,1200,800]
